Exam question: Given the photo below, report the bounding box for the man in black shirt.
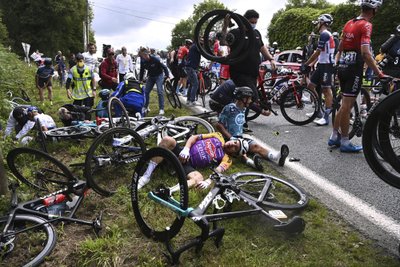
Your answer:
[380,25,400,78]
[224,9,275,131]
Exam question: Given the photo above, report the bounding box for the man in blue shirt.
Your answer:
[184,42,201,105]
[139,47,170,115]
[216,87,289,170]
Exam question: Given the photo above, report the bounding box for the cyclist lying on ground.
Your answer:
[111,73,145,117]
[215,86,289,171]
[137,132,252,191]
[58,104,92,126]
[4,106,55,144]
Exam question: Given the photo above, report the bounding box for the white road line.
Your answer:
[250,135,400,239]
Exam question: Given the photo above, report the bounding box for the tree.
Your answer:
[169,0,226,49]
[0,148,7,196]
[0,0,95,57]
[286,0,332,9]
[0,10,9,46]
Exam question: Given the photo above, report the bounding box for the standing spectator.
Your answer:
[56,53,66,87]
[329,0,385,152]
[68,53,76,70]
[167,48,180,94]
[139,47,170,115]
[35,58,54,105]
[223,9,276,132]
[302,14,335,126]
[83,43,100,74]
[99,48,118,90]
[65,53,96,111]
[116,46,134,82]
[184,41,201,106]
[176,39,192,96]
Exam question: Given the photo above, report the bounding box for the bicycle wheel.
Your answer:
[363,90,400,189]
[245,106,262,121]
[0,214,57,267]
[84,127,146,196]
[161,116,214,144]
[6,147,76,192]
[45,125,92,138]
[107,96,130,129]
[131,147,188,242]
[234,172,308,210]
[280,86,319,126]
[174,91,182,109]
[164,80,177,108]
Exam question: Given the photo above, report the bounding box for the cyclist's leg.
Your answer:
[155,74,165,111]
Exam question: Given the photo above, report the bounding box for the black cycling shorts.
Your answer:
[172,144,196,176]
[310,64,334,88]
[38,78,52,88]
[338,64,363,97]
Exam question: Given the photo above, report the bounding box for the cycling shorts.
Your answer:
[172,144,196,176]
[310,64,334,88]
[337,51,364,97]
[220,64,230,80]
[38,78,52,88]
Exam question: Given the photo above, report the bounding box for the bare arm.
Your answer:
[361,45,382,76]
[215,122,232,140]
[261,46,276,70]
[305,49,321,66]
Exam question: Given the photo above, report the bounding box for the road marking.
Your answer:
[250,135,400,239]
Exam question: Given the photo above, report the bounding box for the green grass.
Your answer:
[0,46,399,266]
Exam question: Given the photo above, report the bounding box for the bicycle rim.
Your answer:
[0,214,57,267]
[161,116,214,145]
[107,97,130,129]
[165,81,177,108]
[131,147,188,242]
[45,126,92,137]
[245,107,261,121]
[6,147,76,192]
[234,173,309,210]
[280,87,319,125]
[84,127,146,196]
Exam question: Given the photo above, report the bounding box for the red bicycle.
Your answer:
[246,66,320,126]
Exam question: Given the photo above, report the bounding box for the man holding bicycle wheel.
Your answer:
[330,0,386,152]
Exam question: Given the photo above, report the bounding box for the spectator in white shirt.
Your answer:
[116,46,134,82]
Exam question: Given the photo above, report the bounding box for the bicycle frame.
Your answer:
[1,180,100,243]
[148,172,305,263]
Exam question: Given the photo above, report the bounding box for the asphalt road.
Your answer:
[187,97,400,256]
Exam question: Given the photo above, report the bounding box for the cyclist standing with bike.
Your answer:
[379,25,400,78]
[329,0,386,152]
[301,14,335,126]
[35,58,54,105]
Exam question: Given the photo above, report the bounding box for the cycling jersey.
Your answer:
[218,103,245,137]
[190,132,232,171]
[177,45,189,64]
[341,17,372,52]
[34,113,56,130]
[317,30,335,64]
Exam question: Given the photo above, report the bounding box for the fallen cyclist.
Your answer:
[215,86,289,171]
[138,132,251,190]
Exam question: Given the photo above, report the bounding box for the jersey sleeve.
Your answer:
[317,31,330,50]
[361,21,372,46]
[198,132,225,142]
[218,105,229,125]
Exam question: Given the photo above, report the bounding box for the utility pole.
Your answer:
[86,0,90,46]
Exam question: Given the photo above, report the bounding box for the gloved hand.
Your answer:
[196,179,212,190]
[179,147,190,162]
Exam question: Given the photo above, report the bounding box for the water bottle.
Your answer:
[43,193,66,206]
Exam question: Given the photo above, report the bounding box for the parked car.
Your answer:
[260,49,303,86]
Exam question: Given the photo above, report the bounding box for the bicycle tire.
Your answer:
[6,147,77,192]
[363,90,400,189]
[348,87,371,139]
[107,96,130,129]
[174,91,182,109]
[84,127,146,196]
[245,107,261,121]
[45,125,92,138]
[280,86,319,126]
[0,214,57,267]
[164,80,177,109]
[377,92,400,174]
[234,172,309,210]
[131,147,188,242]
[161,116,214,144]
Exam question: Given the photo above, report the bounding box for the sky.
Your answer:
[91,0,348,55]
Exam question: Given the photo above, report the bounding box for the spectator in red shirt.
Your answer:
[99,48,118,90]
[176,39,192,96]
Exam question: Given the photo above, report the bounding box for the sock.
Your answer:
[341,136,350,146]
[324,108,331,121]
[142,160,158,179]
[169,183,180,194]
[246,158,256,168]
[330,129,339,140]
[267,151,280,162]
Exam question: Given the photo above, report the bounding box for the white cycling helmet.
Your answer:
[124,72,136,81]
[360,0,383,9]
[317,14,333,26]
